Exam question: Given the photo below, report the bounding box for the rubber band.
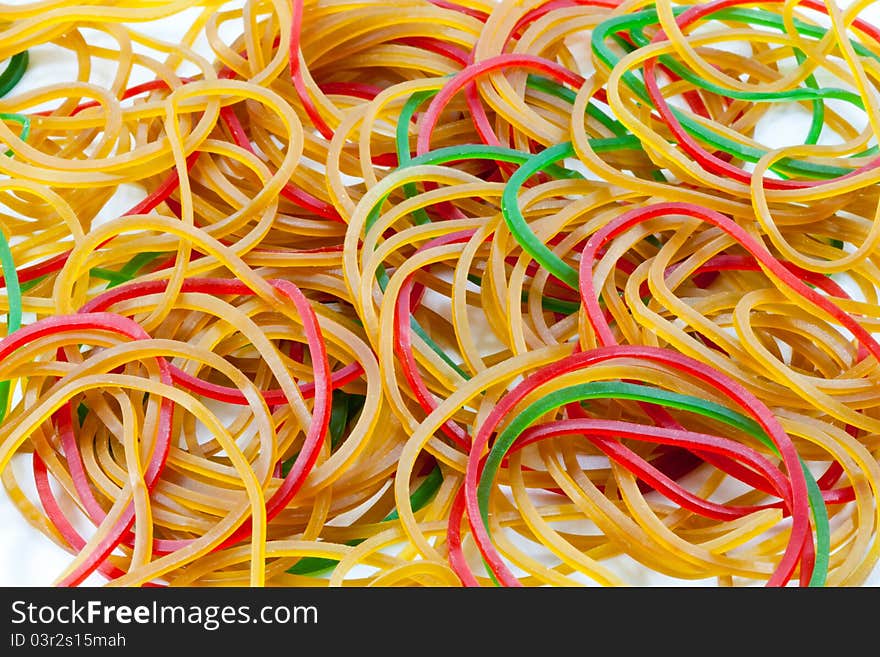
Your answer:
[0,52,28,99]
[0,0,878,589]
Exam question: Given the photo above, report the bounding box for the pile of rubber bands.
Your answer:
[1,0,879,587]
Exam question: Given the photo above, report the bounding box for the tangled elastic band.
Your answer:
[1,0,879,587]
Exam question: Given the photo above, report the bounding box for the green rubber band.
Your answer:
[384,464,444,522]
[101,252,166,289]
[499,141,579,289]
[0,230,23,423]
[625,23,863,108]
[591,7,873,179]
[397,89,436,226]
[795,49,826,147]
[368,140,637,313]
[89,267,133,285]
[118,251,163,278]
[477,380,828,586]
[370,142,597,379]
[1,113,30,157]
[622,22,830,149]
[19,276,45,293]
[0,52,28,98]
[77,402,89,426]
[328,390,365,449]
